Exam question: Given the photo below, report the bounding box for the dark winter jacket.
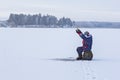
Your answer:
[80,33,92,51]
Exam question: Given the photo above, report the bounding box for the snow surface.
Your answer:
[0,28,120,80]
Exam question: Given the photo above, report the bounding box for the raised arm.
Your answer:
[76,28,87,40]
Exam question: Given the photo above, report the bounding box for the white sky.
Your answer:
[0,0,120,22]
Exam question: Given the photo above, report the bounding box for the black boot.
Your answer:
[76,54,82,60]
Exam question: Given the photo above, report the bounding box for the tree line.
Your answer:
[7,13,75,27]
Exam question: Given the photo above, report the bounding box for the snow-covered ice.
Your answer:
[0,28,120,80]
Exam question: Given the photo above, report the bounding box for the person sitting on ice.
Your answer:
[76,28,93,60]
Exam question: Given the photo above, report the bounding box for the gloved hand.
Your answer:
[76,28,82,35]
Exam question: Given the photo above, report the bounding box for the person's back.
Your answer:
[80,32,92,51]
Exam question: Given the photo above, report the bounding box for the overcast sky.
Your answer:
[0,0,120,22]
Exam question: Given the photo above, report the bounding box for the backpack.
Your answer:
[82,51,93,60]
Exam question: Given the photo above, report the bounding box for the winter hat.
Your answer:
[84,31,89,35]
